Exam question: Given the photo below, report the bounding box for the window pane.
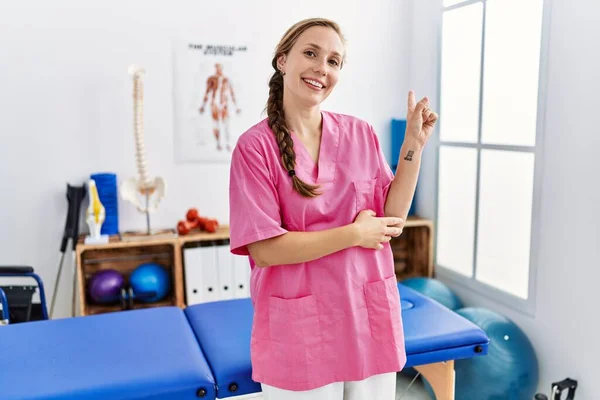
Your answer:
[481,0,544,146]
[440,3,483,143]
[436,146,478,277]
[476,149,535,299]
[444,0,472,7]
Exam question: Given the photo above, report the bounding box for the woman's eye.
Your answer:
[329,60,339,66]
[305,50,316,57]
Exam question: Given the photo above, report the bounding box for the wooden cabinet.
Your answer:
[75,227,229,316]
[391,217,434,281]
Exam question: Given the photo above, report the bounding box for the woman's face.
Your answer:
[278,26,344,108]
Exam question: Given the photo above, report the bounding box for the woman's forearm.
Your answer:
[248,224,359,268]
[384,137,424,221]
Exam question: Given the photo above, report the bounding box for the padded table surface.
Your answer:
[185,299,261,399]
[0,307,215,400]
[398,284,489,367]
[0,284,488,400]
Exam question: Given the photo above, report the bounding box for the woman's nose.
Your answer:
[313,58,328,75]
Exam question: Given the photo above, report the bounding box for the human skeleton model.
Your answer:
[199,63,241,152]
[120,65,166,234]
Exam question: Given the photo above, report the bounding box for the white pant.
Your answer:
[260,372,397,400]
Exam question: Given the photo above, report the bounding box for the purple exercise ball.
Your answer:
[88,269,125,303]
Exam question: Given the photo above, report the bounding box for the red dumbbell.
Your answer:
[204,219,219,233]
[186,208,199,222]
[177,218,199,235]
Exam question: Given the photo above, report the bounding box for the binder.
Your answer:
[183,247,203,305]
[233,254,250,298]
[216,241,234,300]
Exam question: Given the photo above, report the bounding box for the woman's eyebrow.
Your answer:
[304,43,342,58]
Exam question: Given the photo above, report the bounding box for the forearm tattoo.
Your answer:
[404,150,414,161]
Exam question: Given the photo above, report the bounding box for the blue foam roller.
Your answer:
[90,172,119,235]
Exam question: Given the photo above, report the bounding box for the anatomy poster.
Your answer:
[172,40,249,163]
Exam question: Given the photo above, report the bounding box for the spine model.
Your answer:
[120,64,166,232]
[129,65,152,191]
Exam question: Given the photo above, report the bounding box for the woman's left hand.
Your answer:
[406,90,439,147]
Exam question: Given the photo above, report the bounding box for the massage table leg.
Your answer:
[414,360,455,400]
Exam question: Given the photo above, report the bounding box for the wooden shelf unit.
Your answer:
[75,217,434,316]
[390,216,434,281]
[75,226,230,316]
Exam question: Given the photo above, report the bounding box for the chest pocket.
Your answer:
[353,177,383,216]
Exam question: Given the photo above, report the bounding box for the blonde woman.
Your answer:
[229,18,437,400]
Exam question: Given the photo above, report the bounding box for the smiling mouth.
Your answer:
[302,78,325,90]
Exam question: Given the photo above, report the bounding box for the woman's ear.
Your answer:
[277,54,286,72]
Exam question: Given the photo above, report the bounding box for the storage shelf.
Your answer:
[76,226,230,316]
[390,217,434,281]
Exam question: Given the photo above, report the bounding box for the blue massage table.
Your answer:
[0,284,488,400]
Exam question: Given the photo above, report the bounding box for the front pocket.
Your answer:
[364,276,403,342]
[353,178,378,214]
[268,294,322,384]
[269,294,321,344]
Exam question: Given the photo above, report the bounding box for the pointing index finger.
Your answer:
[407,90,416,111]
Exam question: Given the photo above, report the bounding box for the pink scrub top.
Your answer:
[229,111,406,391]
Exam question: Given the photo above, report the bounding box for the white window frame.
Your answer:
[432,0,553,317]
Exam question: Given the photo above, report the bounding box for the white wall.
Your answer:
[0,1,411,318]
[412,0,600,397]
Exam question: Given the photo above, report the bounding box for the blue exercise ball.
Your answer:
[129,263,171,303]
[401,277,463,310]
[425,307,539,399]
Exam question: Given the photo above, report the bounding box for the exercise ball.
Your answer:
[401,277,463,310]
[88,269,125,303]
[425,307,539,399]
[129,263,170,302]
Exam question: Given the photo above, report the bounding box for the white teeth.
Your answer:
[303,78,323,89]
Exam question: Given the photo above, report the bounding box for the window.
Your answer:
[435,0,548,313]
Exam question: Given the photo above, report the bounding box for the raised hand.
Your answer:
[406,90,439,147]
